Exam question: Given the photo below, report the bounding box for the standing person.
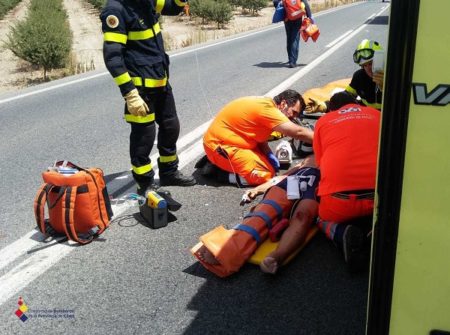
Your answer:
[313,91,380,271]
[201,90,314,186]
[101,0,196,196]
[274,0,314,68]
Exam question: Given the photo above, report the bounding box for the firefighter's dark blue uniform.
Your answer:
[101,0,194,189]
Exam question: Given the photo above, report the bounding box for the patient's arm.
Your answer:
[243,155,317,202]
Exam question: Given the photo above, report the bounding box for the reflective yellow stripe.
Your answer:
[125,113,155,123]
[145,77,167,87]
[128,23,161,40]
[131,77,143,86]
[174,0,186,7]
[132,164,152,175]
[104,32,127,44]
[361,99,382,110]
[114,72,132,86]
[155,0,165,13]
[345,85,357,95]
[131,77,167,88]
[159,154,177,163]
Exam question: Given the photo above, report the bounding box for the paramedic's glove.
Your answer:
[304,98,328,114]
[373,70,384,92]
[124,89,149,117]
[309,16,315,24]
[267,152,280,172]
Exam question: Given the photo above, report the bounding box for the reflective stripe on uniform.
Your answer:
[132,163,153,175]
[361,99,382,110]
[346,85,357,95]
[155,0,165,13]
[125,113,155,123]
[174,0,186,7]
[159,154,177,163]
[131,76,168,88]
[104,32,127,44]
[114,72,132,86]
[128,23,161,40]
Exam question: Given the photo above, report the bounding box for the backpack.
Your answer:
[34,161,113,244]
[283,0,305,21]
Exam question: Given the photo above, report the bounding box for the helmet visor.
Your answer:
[353,48,375,64]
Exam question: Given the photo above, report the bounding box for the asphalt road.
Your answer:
[0,2,389,334]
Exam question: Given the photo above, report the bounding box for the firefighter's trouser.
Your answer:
[126,87,180,185]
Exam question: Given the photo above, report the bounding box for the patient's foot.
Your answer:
[260,256,279,274]
[197,245,220,265]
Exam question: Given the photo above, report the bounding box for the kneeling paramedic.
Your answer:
[314,91,380,271]
[202,90,314,186]
[101,0,196,196]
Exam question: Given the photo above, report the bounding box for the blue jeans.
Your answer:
[284,19,302,65]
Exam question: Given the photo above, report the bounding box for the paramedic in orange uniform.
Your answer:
[203,90,314,186]
[314,91,380,222]
[313,91,380,270]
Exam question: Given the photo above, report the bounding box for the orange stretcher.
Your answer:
[191,185,295,277]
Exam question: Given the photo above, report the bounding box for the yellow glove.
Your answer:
[124,89,149,117]
[373,70,384,91]
[304,98,328,114]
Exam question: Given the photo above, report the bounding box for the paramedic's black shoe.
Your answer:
[194,155,209,169]
[160,171,196,186]
[136,181,158,197]
[201,161,219,176]
[288,63,296,68]
[342,225,366,273]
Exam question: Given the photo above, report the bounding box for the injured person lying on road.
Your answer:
[191,155,320,277]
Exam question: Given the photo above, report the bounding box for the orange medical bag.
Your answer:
[34,161,113,244]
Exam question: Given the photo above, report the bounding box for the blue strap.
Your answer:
[233,224,261,244]
[260,199,283,221]
[244,211,272,229]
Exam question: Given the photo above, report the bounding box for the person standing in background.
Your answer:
[274,0,314,68]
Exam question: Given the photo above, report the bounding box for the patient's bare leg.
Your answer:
[260,256,279,274]
[260,199,318,274]
[196,245,220,265]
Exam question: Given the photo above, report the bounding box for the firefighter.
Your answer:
[101,0,196,196]
[305,39,385,113]
[346,39,384,110]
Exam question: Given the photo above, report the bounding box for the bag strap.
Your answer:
[61,186,98,245]
[34,183,51,234]
[34,183,68,236]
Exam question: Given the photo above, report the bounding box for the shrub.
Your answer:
[241,0,267,15]
[189,0,233,28]
[0,0,22,20]
[5,0,72,80]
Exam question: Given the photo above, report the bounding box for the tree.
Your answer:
[5,0,72,80]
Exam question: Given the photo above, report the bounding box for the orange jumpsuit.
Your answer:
[203,97,289,185]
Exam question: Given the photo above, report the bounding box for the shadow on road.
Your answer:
[182,235,369,335]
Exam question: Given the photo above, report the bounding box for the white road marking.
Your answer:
[0,2,363,106]
[0,3,387,306]
[326,30,353,48]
